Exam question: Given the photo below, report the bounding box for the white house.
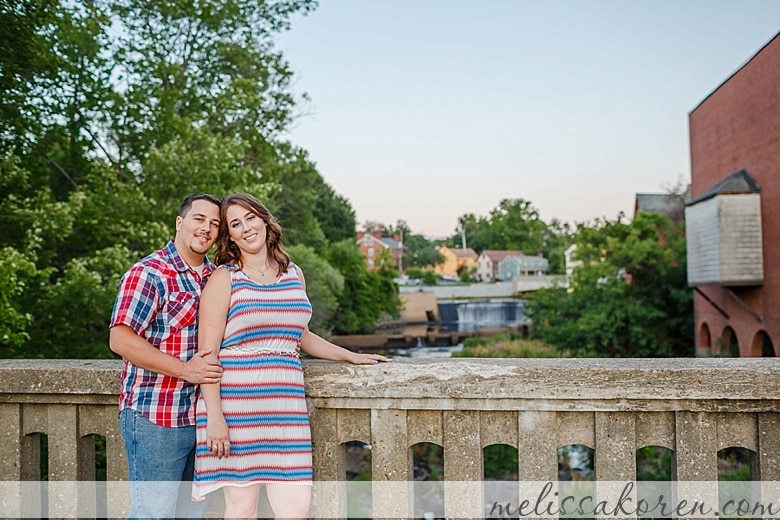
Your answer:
[476,250,524,282]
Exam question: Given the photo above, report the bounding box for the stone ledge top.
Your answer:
[302,357,780,401]
[0,358,778,403]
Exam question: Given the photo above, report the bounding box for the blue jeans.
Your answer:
[119,409,206,519]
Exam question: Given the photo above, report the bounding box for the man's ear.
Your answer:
[175,215,183,232]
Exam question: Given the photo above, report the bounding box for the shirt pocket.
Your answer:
[165,292,198,332]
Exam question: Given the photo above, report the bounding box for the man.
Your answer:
[109,193,223,519]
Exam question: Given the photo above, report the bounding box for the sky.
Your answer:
[276,1,780,239]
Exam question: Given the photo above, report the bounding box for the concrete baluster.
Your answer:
[47,404,79,518]
[758,412,780,480]
[443,410,482,518]
[371,408,411,520]
[0,404,23,517]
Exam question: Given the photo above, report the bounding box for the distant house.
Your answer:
[634,192,689,222]
[475,250,524,282]
[433,245,477,278]
[498,254,549,281]
[356,231,409,271]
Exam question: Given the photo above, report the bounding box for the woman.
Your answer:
[192,193,389,519]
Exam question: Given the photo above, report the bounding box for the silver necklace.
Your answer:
[245,263,273,276]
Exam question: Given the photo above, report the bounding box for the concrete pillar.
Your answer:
[675,411,718,481]
[0,404,21,479]
[310,407,343,519]
[0,404,22,517]
[47,404,79,518]
[443,410,482,518]
[518,411,557,481]
[371,408,411,519]
[595,412,636,480]
[758,412,780,480]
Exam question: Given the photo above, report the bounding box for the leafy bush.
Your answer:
[453,333,567,358]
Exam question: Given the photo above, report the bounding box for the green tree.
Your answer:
[108,0,315,166]
[326,240,400,334]
[1,0,401,357]
[309,170,357,244]
[389,220,443,270]
[0,247,38,354]
[269,144,341,254]
[449,198,570,274]
[541,218,573,275]
[12,0,115,201]
[286,244,343,337]
[0,0,57,152]
[526,213,693,357]
[484,198,547,253]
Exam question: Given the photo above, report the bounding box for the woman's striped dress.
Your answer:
[192,263,313,500]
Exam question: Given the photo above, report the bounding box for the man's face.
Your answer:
[174,199,220,265]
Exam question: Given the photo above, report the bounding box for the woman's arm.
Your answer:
[300,328,390,364]
[197,267,233,458]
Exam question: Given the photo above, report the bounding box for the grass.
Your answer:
[452,333,570,358]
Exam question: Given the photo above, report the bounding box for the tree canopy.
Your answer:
[447,198,571,274]
[0,0,399,358]
[525,212,693,357]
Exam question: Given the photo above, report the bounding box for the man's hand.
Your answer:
[180,349,222,384]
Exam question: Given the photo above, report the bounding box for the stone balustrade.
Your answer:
[1,358,779,518]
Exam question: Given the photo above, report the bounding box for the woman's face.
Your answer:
[225,203,267,255]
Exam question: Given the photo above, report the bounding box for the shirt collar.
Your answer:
[164,240,190,273]
[164,239,216,274]
[165,239,215,273]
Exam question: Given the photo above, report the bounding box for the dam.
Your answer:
[332,291,529,351]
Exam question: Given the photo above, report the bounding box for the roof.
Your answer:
[356,234,387,247]
[499,254,549,267]
[356,234,409,252]
[687,169,760,205]
[690,31,779,114]
[380,237,408,250]
[479,250,524,262]
[449,247,477,259]
[437,245,477,257]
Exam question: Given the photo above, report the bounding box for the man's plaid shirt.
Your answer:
[110,240,214,427]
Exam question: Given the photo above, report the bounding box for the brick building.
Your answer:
[685,32,779,357]
[355,231,408,271]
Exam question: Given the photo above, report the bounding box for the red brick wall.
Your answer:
[688,33,780,356]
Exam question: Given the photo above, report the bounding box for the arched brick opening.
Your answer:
[698,322,712,356]
[750,330,775,357]
[721,327,740,357]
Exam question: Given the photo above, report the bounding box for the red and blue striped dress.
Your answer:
[192,263,313,500]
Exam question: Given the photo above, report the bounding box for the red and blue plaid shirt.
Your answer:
[110,240,215,427]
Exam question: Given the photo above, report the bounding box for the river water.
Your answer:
[386,299,527,358]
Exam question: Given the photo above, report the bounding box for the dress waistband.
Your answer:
[221,345,300,357]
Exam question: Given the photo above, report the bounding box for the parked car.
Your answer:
[393,275,422,286]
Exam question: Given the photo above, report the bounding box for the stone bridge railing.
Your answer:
[1,358,779,518]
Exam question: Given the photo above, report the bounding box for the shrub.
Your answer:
[453,333,567,358]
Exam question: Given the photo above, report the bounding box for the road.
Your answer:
[398,276,561,300]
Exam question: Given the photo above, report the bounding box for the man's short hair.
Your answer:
[179,193,221,217]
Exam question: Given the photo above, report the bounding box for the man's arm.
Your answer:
[109,325,222,384]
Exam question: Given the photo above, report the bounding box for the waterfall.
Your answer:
[437,300,527,332]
